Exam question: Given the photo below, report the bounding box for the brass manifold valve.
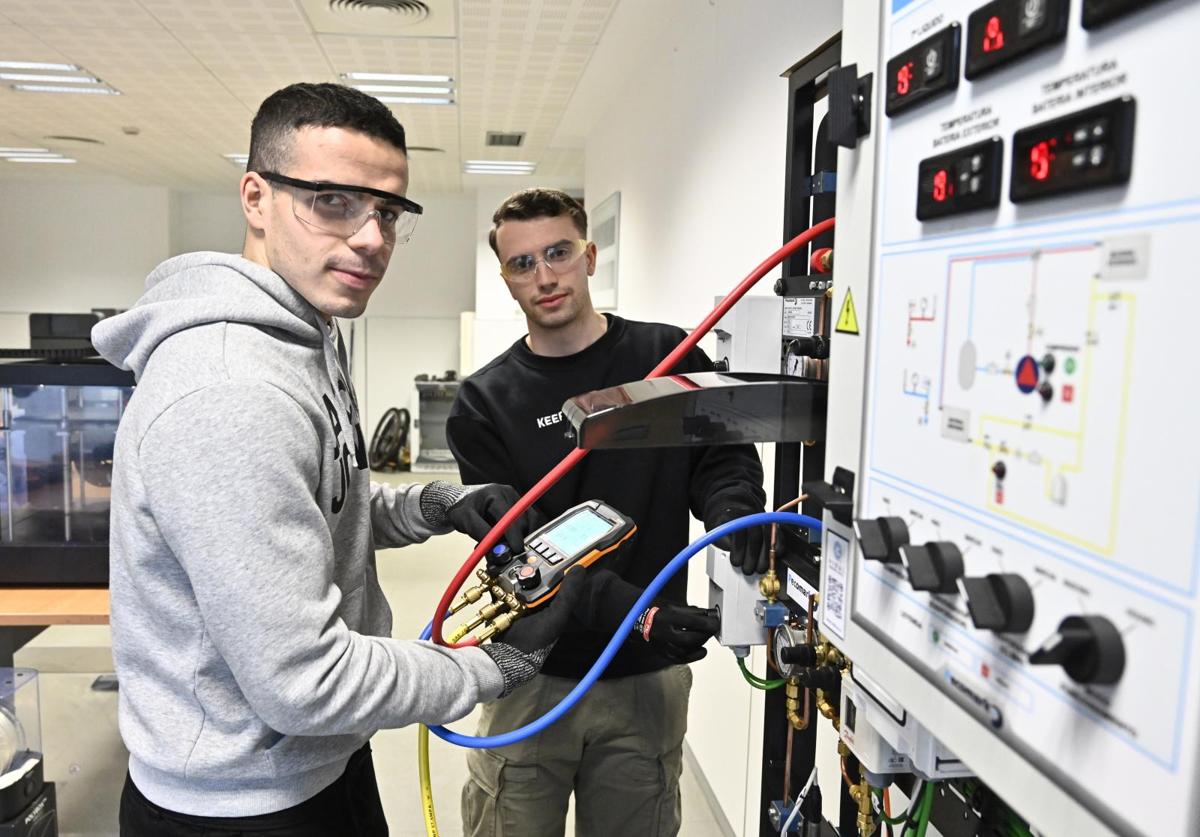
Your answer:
[841,741,878,837]
[447,568,528,643]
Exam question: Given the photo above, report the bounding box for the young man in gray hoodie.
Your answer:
[92,83,582,836]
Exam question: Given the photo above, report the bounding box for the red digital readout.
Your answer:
[932,169,950,202]
[982,15,1006,53]
[1030,139,1056,182]
[896,61,915,96]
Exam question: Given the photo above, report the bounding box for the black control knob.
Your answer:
[960,573,1035,633]
[485,543,512,576]
[1041,353,1056,374]
[1038,381,1054,402]
[515,564,541,591]
[1028,615,1125,685]
[900,541,964,594]
[853,517,909,564]
[796,665,841,690]
[779,645,818,667]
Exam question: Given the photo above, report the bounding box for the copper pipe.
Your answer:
[783,722,795,804]
[769,494,808,575]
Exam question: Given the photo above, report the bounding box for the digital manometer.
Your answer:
[493,500,636,607]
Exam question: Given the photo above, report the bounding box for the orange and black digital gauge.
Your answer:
[492,500,636,608]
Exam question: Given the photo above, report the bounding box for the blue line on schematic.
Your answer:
[883,208,1200,257]
[892,0,936,24]
[868,470,1197,601]
[902,388,930,400]
[863,475,1195,772]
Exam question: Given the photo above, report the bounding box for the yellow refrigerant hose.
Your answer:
[420,620,472,835]
[418,724,439,836]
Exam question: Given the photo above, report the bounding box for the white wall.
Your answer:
[579,0,843,831]
[1,179,477,448]
[0,179,169,315]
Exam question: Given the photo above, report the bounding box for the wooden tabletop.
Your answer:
[0,588,110,626]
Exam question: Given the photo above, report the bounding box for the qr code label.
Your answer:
[822,530,850,641]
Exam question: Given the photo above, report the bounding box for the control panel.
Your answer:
[827,1,1200,834]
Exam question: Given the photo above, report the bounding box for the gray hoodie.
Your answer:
[92,252,502,817]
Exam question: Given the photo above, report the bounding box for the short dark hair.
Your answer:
[247,83,408,173]
[489,188,588,256]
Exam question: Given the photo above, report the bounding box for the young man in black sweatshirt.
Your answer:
[448,188,769,836]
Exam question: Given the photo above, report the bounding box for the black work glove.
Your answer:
[632,602,720,664]
[422,482,546,554]
[575,568,720,664]
[482,568,589,697]
[708,504,769,575]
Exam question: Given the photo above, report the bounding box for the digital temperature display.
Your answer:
[965,0,1069,80]
[885,23,961,117]
[916,137,1004,221]
[1082,0,1172,29]
[1010,97,1136,203]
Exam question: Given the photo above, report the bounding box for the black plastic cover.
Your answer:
[563,372,827,450]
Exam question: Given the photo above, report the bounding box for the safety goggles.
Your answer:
[500,238,589,281]
[257,171,423,244]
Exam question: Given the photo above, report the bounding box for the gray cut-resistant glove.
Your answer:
[421,482,546,554]
[481,569,589,697]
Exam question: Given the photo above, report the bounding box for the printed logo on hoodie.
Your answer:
[323,375,367,515]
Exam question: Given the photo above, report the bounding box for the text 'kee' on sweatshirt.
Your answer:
[92,252,502,817]
[447,314,766,680]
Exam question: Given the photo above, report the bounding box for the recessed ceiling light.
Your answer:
[12,84,120,95]
[342,72,453,83]
[4,156,76,164]
[0,61,81,71]
[0,73,99,83]
[223,153,249,168]
[463,160,537,175]
[376,96,454,105]
[0,147,53,155]
[353,84,453,95]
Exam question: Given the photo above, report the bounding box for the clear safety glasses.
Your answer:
[500,238,589,281]
[257,171,423,244]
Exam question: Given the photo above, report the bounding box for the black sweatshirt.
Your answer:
[447,314,765,679]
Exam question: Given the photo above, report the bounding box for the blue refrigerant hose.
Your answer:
[418,511,822,749]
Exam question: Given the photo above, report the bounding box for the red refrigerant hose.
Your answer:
[430,216,836,647]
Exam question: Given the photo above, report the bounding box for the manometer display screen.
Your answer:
[542,509,612,556]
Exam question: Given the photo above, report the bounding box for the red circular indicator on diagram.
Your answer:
[1015,355,1040,394]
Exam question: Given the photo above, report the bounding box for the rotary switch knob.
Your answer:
[900,541,964,594]
[959,573,1035,633]
[853,517,910,564]
[1028,615,1125,685]
[516,565,542,591]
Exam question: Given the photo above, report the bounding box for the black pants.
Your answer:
[119,743,388,836]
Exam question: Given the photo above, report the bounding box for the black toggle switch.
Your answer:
[900,542,964,594]
[854,517,910,564]
[1028,615,1125,684]
[960,573,1035,633]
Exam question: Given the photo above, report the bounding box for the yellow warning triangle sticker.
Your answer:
[835,287,860,335]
